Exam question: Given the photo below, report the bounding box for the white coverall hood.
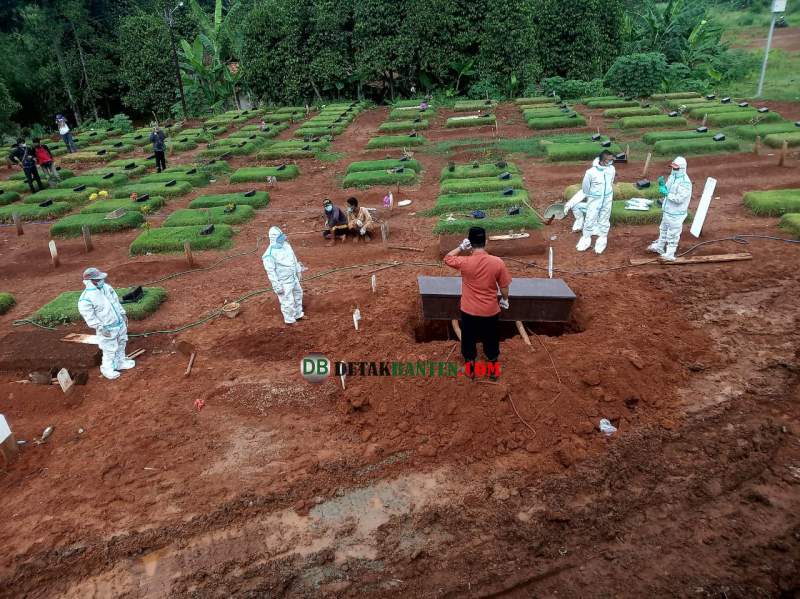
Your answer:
[671,156,687,174]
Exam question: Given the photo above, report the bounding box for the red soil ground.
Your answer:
[0,98,799,597]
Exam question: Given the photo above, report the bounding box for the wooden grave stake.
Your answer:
[778,140,788,166]
[754,135,761,155]
[702,113,708,127]
[515,321,532,346]
[380,222,389,245]
[81,224,93,252]
[183,240,195,267]
[12,212,23,236]
[451,319,462,341]
[642,152,652,177]
[48,240,59,268]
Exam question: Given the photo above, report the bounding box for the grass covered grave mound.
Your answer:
[388,107,435,120]
[9,167,74,181]
[733,123,799,140]
[743,189,800,216]
[603,106,662,118]
[425,190,531,215]
[653,138,740,156]
[366,135,426,149]
[642,130,715,144]
[130,224,234,254]
[439,174,524,194]
[0,180,36,194]
[112,181,192,199]
[440,163,520,181]
[342,168,417,188]
[163,206,256,227]
[618,115,687,129]
[586,99,638,109]
[446,115,496,128]
[779,213,800,239]
[256,140,330,159]
[515,96,558,105]
[80,196,165,214]
[60,150,119,164]
[610,201,691,225]
[139,170,210,187]
[453,100,497,112]
[764,131,800,148]
[50,211,145,238]
[0,190,22,205]
[25,187,99,205]
[347,159,421,174]
[0,202,71,222]
[526,115,587,130]
[433,206,542,235]
[545,142,622,162]
[563,182,663,201]
[57,173,129,188]
[229,165,300,183]
[189,191,270,209]
[706,111,782,127]
[379,119,429,132]
[0,292,15,315]
[651,92,701,100]
[31,287,167,327]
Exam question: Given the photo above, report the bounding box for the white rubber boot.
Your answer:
[594,236,608,254]
[576,235,592,252]
[117,359,136,370]
[647,241,664,254]
[662,245,677,261]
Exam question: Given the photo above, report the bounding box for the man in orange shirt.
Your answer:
[443,227,512,378]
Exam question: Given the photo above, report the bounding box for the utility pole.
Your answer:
[164,2,188,116]
[756,0,787,98]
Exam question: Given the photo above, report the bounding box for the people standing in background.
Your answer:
[8,138,43,193]
[150,125,167,172]
[56,114,77,153]
[576,150,616,255]
[32,138,60,183]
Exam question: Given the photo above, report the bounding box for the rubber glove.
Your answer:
[360,227,367,235]
[499,298,510,310]
[658,175,668,196]
[458,238,472,252]
[274,286,285,295]
[355,219,363,227]
[98,327,112,339]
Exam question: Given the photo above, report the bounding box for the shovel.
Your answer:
[543,202,567,221]
[176,340,197,377]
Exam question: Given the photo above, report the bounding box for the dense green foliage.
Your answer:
[0,292,15,316]
[605,53,668,97]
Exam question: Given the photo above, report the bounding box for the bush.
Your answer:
[25,187,99,205]
[343,169,418,188]
[80,196,166,214]
[139,170,210,187]
[779,213,800,239]
[618,115,687,129]
[467,80,504,100]
[0,202,72,223]
[743,189,800,216]
[545,142,622,162]
[57,173,130,188]
[440,163,520,181]
[130,224,234,254]
[366,135,427,149]
[706,111,782,126]
[586,99,639,109]
[112,181,192,199]
[446,115,497,128]
[347,159,422,174]
[642,130,715,144]
[541,77,608,100]
[229,165,300,183]
[764,131,800,148]
[453,100,497,112]
[0,292,15,315]
[426,190,530,215]
[733,123,799,140]
[527,115,587,130]
[0,191,22,206]
[563,182,663,200]
[31,287,167,327]
[603,106,662,118]
[50,211,145,238]
[189,192,270,209]
[163,206,256,227]
[604,53,668,98]
[433,207,542,234]
[440,174,524,194]
[653,138,741,156]
[379,119,430,132]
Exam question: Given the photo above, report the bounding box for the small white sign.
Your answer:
[772,0,786,13]
[690,177,717,238]
[0,415,10,443]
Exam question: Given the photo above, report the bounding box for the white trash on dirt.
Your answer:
[599,419,617,436]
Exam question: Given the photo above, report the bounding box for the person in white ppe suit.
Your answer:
[573,150,615,254]
[648,156,692,261]
[78,267,135,380]
[263,226,305,324]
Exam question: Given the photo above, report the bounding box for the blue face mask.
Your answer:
[324,205,332,213]
[94,280,104,289]
[276,233,286,245]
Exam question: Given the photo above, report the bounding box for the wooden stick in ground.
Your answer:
[451,319,462,341]
[354,262,400,278]
[81,225,93,252]
[702,113,708,127]
[388,245,423,252]
[515,321,532,346]
[642,152,652,177]
[183,240,194,268]
[625,144,630,160]
[12,212,23,236]
[779,140,788,166]
[754,135,761,155]
[184,352,196,377]
[629,252,752,266]
[381,222,389,246]
[127,348,146,359]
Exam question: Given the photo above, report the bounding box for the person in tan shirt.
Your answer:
[346,196,374,242]
[444,226,511,379]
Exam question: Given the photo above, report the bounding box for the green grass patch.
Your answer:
[229,165,300,183]
[294,125,346,137]
[439,174,524,194]
[0,202,71,222]
[586,99,638,109]
[256,140,330,159]
[25,187,99,205]
[347,159,422,174]
[603,106,662,118]
[651,92,702,100]
[707,111,782,127]
[130,224,234,255]
[80,196,165,214]
[663,98,715,110]
[260,113,297,123]
[228,124,289,139]
[120,132,152,146]
[743,189,800,216]
[426,190,530,215]
[779,213,800,239]
[527,115,587,130]
[765,131,800,148]
[199,141,260,158]
[653,138,741,156]
[515,96,557,105]
[112,181,192,199]
[367,135,426,149]
[342,168,417,188]
[0,180,35,194]
[57,173,129,188]
[50,211,145,238]
[168,138,200,153]
[524,108,576,119]
[618,115,687,129]
[642,130,715,144]
[60,151,119,164]
[393,99,432,108]
[379,119,429,132]
[733,123,799,140]
[388,108,435,120]
[610,201,693,225]
[545,142,622,162]
[687,105,756,118]
[189,192,270,209]
[0,190,22,205]
[163,205,256,227]
[9,168,74,181]
[108,157,155,169]
[440,163,519,181]
[563,182,663,201]
[31,287,167,327]
[0,292,15,315]
[453,100,497,112]
[139,170,210,187]
[84,142,135,154]
[446,115,496,128]
[433,206,542,235]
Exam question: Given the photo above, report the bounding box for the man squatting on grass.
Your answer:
[444,226,512,379]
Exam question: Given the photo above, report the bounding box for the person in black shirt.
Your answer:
[8,138,43,193]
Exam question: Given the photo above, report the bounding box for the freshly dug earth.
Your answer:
[0,102,799,598]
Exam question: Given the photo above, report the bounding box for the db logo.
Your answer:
[301,353,331,384]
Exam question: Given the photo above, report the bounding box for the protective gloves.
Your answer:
[499,297,510,310]
[98,327,113,339]
[458,238,472,252]
[658,175,668,196]
[355,219,363,227]
[360,227,367,235]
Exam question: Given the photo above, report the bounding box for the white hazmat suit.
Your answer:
[263,226,304,324]
[648,156,692,261]
[78,276,134,380]
[577,157,615,254]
